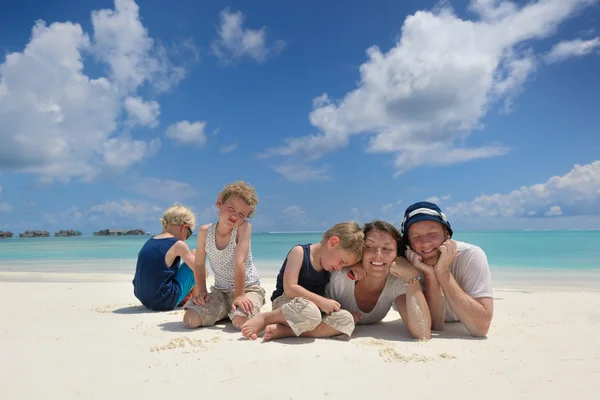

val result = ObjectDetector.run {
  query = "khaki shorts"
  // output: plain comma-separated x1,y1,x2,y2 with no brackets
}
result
183,284,266,327
272,294,355,340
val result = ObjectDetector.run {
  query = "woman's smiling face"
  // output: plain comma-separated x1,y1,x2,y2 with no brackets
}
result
362,229,398,278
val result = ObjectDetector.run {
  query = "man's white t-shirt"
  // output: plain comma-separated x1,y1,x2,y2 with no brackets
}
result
442,241,493,322
325,269,407,324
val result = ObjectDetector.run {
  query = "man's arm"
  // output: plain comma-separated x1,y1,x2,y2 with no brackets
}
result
436,272,493,336
435,242,494,337
283,246,328,307
233,222,251,299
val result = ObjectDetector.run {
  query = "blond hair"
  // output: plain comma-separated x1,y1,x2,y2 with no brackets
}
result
160,204,196,231
218,181,259,217
322,221,365,259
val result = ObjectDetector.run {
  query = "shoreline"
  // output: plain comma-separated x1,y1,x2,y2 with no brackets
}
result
1,267,600,292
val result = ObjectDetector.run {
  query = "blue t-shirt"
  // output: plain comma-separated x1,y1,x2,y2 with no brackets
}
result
271,243,330,302
133,237,182,311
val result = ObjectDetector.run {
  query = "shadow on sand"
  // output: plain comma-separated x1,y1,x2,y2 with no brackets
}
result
112,305,155,315
352,318,487,341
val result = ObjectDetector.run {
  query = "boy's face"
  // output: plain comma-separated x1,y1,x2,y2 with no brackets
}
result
407,220,449,266
217,195,253,228
321,237,359,271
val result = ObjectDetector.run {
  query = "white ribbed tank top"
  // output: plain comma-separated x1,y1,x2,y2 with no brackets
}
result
205,223,260,290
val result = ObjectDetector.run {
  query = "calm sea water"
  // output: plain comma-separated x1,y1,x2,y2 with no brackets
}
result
0,231,599,271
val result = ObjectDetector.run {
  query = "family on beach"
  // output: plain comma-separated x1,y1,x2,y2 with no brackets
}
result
132,181,494,341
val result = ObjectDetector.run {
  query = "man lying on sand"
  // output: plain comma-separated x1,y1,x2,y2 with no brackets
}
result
400,201,494,337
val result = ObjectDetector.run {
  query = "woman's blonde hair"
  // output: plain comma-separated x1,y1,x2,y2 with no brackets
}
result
218,181,259,217
322,221,365,259
160,204,196,231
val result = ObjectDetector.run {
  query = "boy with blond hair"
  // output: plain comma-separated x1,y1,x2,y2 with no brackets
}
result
183,181,266,331
241,222,365,341
133,203,202,311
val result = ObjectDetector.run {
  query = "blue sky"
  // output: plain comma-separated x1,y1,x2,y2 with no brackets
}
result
0,0,599,234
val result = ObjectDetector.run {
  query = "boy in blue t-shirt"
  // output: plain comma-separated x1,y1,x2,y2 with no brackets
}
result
133,204,206,311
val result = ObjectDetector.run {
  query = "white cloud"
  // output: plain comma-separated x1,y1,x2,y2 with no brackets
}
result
91,0,185,93
125,176,197,202
197,205,219,224
0,0,191,183
0,203,14,212
88,199,162,222
165,120,207,147
545,205,563,216
282,205,308,227
283,205,305,217
426,194,452,203
124,96,160,127
102,137,161,168
211,8,286,64
0,187,11,213
544,37,600,63
261,0,595,176
381,203,393,213
274,164,331,183
447,160,600,218
220,143,237,153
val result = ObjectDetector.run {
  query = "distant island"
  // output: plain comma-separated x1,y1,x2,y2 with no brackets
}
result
19,230,50,238
55,229,82,237
0,231,13,239
93,228,149,236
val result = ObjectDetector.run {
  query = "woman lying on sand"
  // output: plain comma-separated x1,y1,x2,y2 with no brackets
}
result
261,220,432,341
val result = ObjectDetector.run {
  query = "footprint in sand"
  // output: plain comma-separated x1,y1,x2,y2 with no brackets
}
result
357,338,457,363
91,304,121,313
151,336,205,353
91,303,144,314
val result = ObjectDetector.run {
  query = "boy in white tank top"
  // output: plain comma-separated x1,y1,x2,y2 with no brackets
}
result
182,181,266,331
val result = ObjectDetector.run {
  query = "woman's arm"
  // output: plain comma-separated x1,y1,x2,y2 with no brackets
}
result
395,282,431,340
390,257,431,340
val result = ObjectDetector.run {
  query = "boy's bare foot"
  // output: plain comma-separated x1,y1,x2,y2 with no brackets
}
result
263,324,292,341
231,315,248,330
241,314,266,340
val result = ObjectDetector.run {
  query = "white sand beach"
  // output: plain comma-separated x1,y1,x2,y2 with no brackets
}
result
1,270,599,400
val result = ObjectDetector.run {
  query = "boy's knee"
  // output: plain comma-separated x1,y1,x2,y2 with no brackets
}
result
183,309,203,329
282,298,322,333
335,309,354,325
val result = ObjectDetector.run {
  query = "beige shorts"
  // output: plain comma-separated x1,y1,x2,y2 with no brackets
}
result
272,294,355,340
183,284,266,327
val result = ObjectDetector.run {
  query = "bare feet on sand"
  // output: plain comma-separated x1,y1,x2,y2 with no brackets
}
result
263,324,287,342
241,314,266,340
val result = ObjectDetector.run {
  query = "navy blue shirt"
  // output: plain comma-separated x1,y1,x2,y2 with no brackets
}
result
271,243,330,302
133,237,182,311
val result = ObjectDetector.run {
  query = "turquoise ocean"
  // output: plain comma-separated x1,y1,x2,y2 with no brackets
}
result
0,230,598,274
